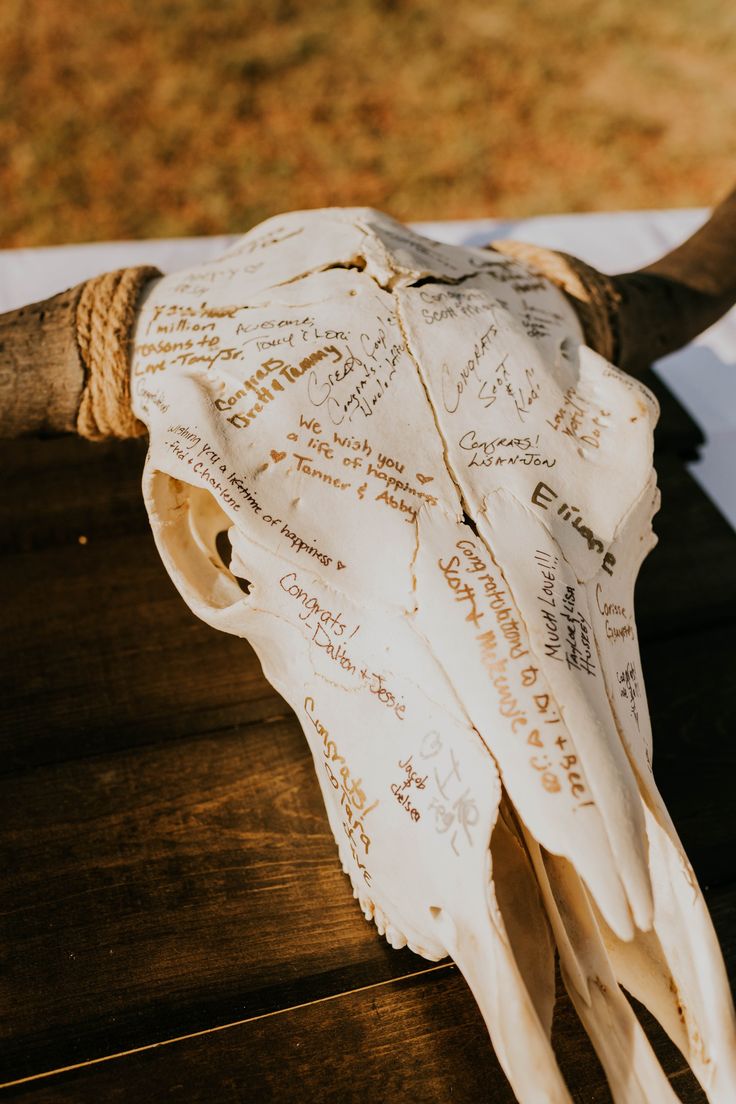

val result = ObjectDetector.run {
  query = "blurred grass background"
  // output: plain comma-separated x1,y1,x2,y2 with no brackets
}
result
1,0,735,246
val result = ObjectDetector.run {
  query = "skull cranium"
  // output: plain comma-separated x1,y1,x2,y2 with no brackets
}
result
128,208,736,1104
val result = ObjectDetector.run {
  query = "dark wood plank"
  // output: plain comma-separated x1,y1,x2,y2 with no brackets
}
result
0,609,734,1086
1,443,734,773
642,621,736,888
6,967,514,1104
637,453,736,641
6,881,734,1104
1,529,733,875
0,437,149,555
0,717,429,1083
0,532,286,772
0,386,733,1100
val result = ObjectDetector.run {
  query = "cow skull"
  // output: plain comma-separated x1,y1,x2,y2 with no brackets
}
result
90,208,735,1102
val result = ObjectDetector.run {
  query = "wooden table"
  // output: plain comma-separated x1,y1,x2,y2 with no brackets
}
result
1,370,734,1103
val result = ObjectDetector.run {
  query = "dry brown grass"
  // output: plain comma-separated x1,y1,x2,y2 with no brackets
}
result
1,0,735,246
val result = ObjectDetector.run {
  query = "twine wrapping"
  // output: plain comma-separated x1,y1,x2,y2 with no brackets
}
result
489,240,620,365
75,265,162,440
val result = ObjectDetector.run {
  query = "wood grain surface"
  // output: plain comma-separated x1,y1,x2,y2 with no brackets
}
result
1,384,734,1103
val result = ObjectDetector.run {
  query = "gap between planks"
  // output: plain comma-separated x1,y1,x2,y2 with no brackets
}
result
0,962,454,1091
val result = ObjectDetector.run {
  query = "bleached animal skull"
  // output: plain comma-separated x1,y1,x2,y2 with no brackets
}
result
128,209,735,1104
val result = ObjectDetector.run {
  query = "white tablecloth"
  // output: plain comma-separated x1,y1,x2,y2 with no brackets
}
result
2,209,734,529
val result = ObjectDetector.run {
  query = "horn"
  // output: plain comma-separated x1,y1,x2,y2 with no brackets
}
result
614,183,736,373
492,183,736,375
0,266,160,439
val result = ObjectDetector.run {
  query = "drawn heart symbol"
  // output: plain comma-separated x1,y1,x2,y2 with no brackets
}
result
271,450,286,463
416,473,433,484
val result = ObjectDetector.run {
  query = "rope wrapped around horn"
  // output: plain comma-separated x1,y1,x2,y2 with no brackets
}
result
0,265,160,439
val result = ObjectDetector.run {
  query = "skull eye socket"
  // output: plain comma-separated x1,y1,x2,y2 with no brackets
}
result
145,471,254,620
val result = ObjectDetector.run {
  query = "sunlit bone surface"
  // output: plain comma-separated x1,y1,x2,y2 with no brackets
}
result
130,209,736,1104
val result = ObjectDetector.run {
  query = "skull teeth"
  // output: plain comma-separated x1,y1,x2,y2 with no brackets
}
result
345,861,446,961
